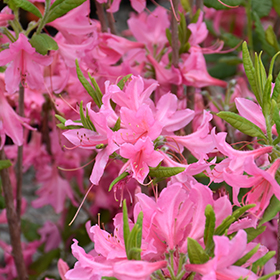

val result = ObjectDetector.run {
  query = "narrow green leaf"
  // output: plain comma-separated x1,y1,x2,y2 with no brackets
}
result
117,74,132,90
0,160,12,170
135,211,143,249
204,205,216,255
123,200,130,258
29,34,58,55
148,166,185,178
13,0,42,18
251,251,276,273
258,52,267,92
127,224,141,259
265,25,280,51
79,101,95,131
217,111,266,138
259,195,280,226
76,60,102,107
187,238,209,264
47,0,87,23
253,12,275,57
272,100,280,144
109,172,129,191
55,114,66,125
111,118,121,132
242,42,261,103
102,277,119,280
215,204,255,236
50,0,64,10
88,73,103,108
272,71,280,103
166,28,172,46
203,0,244,10
234,244,260,266
127,247,142,260
181,0,191,12
245,226,266,243
258,271,280,280
191,9,201,23
263,74,272,116
268,51,280,76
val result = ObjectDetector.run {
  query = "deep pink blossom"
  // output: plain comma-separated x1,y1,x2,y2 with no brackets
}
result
0,33,52,93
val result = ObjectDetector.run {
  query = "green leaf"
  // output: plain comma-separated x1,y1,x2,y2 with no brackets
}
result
215,204,255,236
148,166,185,178
50,0,64,10
187,237,209,264
135,211,143,249
47,0,87,23
203,0,244,10
272,100,280,144
245,226,266,243
252,0,272,18
29,34,58,55
55,114,66,125
109,172,129,191
217,111,266,138
265,25,280,51
123,200,130,258
79,101,96,131
76,60,103,108
262,74,272,115
258,271,280,280
272,71,280,103
204,205,216,255
29,249,60,276
0,160,12,170
111,118,121,132
259,195,280,226
13,0,42,18
21,219,41,241
272,0,280,15
253,12,275,57
102,277,119,280
268,51,280,76
117,74,132,90
166,28,172,46
251,251,276,273
242,41,260,103
88,73,103,108
181,0,191,12
234,244,260,266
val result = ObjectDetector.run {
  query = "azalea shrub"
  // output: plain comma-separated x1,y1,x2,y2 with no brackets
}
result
1,0,280,279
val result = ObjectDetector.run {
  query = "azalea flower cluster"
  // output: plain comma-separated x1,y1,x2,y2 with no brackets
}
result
0,0,280,279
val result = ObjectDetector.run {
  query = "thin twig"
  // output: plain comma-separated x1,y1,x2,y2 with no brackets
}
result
0,149,28,280
276,211,280,278
94,0,107,32
16,83,24,219
106,10,117,35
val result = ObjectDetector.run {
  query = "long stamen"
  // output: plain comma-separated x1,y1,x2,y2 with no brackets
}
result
69,184,94,226
216,0,239,8
58,157,95,172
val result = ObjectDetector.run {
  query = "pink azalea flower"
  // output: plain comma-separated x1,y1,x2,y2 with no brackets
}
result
188,12,208,46
224,157,280,217
185,230,259,280
114,104,163,145
235,97,277,135
119,137,164,184
38,221,61,252
0,6,14,26
0,33,52,94
0,89,34,149
166,110,214,159
179,46,227,88
127,7,169,52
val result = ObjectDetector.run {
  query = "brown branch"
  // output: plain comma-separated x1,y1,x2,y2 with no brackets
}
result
276,211,280,278
0,149,28,280
16,83,24,219
94,0,107,32
106,10,117,35
170,0,179,94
